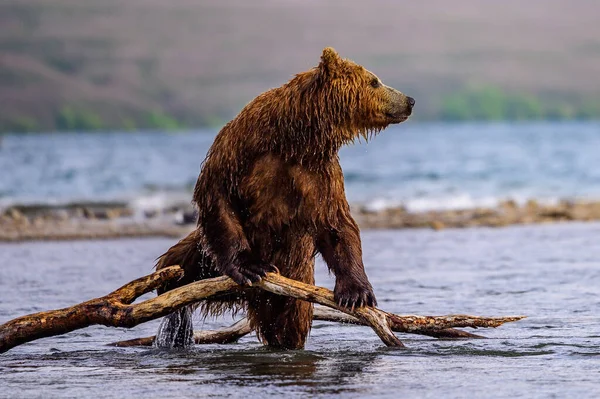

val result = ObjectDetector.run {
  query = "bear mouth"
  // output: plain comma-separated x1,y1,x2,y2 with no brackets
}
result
385,112,410,123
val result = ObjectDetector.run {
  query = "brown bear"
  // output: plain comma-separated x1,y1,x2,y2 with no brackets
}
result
155,47,414,349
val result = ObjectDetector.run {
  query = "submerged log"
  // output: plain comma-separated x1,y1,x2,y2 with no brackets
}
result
110,318,254,347
0,266,525,353
109,306,485,347
111,306,529,347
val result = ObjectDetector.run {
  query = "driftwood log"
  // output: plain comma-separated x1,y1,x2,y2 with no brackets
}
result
109,306,490,347
0,266,525,353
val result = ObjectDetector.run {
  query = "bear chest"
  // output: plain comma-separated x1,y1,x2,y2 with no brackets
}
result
241,157,343,232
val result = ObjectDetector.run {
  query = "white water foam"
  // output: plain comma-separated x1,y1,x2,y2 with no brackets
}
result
362,194,563,213
128,191,192,217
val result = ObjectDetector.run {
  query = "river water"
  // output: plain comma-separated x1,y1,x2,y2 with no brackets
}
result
1,223,599,398
1,122,600,212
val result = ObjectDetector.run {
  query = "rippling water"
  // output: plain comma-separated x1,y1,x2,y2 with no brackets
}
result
1,122,600,211
1,223,599,398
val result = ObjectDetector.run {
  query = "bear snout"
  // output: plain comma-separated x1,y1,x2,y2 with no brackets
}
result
407,96,415,108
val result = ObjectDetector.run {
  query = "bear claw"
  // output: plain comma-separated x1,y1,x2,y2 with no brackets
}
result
224,262,279,286
334,280,377,310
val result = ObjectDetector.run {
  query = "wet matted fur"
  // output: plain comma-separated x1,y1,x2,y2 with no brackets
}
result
156,47,414,349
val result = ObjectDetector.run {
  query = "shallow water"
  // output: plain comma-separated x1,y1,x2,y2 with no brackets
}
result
1,223,599,398
2,122,600,211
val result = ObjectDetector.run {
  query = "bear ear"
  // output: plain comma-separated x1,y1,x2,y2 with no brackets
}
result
319,47,342,75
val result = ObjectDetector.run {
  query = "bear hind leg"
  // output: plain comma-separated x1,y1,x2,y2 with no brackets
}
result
248,294,313,350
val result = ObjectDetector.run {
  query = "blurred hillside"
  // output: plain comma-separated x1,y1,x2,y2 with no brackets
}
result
1,0,600,132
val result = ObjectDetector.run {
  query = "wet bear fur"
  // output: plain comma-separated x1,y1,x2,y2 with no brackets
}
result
156,47,414,349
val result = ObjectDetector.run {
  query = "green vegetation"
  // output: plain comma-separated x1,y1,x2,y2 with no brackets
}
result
121,118,137,131
2,116,39,133
55,106,104,131
204,115,227,129
143,111,184,131
439,86,600,121
49,107,187,132
0,107,191,133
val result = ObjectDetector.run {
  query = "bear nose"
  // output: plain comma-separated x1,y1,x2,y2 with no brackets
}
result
407,96,415,108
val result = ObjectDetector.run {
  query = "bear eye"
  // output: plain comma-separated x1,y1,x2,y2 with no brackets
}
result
370,78,381,88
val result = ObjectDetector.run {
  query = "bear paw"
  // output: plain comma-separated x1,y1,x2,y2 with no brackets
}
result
334,278,377,310
223,261,279,286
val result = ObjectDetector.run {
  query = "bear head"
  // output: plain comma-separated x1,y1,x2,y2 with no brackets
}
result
315,47,414,140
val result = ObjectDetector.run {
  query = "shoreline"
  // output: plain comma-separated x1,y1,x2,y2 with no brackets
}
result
2,199,600,242
353,199,600,230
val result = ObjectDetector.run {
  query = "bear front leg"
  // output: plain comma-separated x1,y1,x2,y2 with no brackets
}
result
201,196,276,285
317,216,377,310
221,251,278,286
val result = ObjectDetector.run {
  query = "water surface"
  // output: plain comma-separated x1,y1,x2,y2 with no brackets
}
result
1,223,599,398
1,122,600,212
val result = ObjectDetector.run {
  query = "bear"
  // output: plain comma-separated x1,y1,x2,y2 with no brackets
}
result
155,47,414,349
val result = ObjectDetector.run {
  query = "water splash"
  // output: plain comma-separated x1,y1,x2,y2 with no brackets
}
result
154,307,194,349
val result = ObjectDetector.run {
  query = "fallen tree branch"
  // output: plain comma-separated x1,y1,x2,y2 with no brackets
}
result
0,266,239,354
0,266,184,354
111,303,530,347
312,307,488,339
0,266,525,353
254,273,525,346
260,272,405,346
111,318,254,347
109,306,487,347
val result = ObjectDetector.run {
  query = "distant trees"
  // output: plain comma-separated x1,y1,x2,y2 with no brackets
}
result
440,85,599,121
3,92,600,133
51,107,184,132
55,106,104,131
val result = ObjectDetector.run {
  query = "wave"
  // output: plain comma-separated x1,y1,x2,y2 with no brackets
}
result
0,190,193,217
360,194,564,213
0,189,585,217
